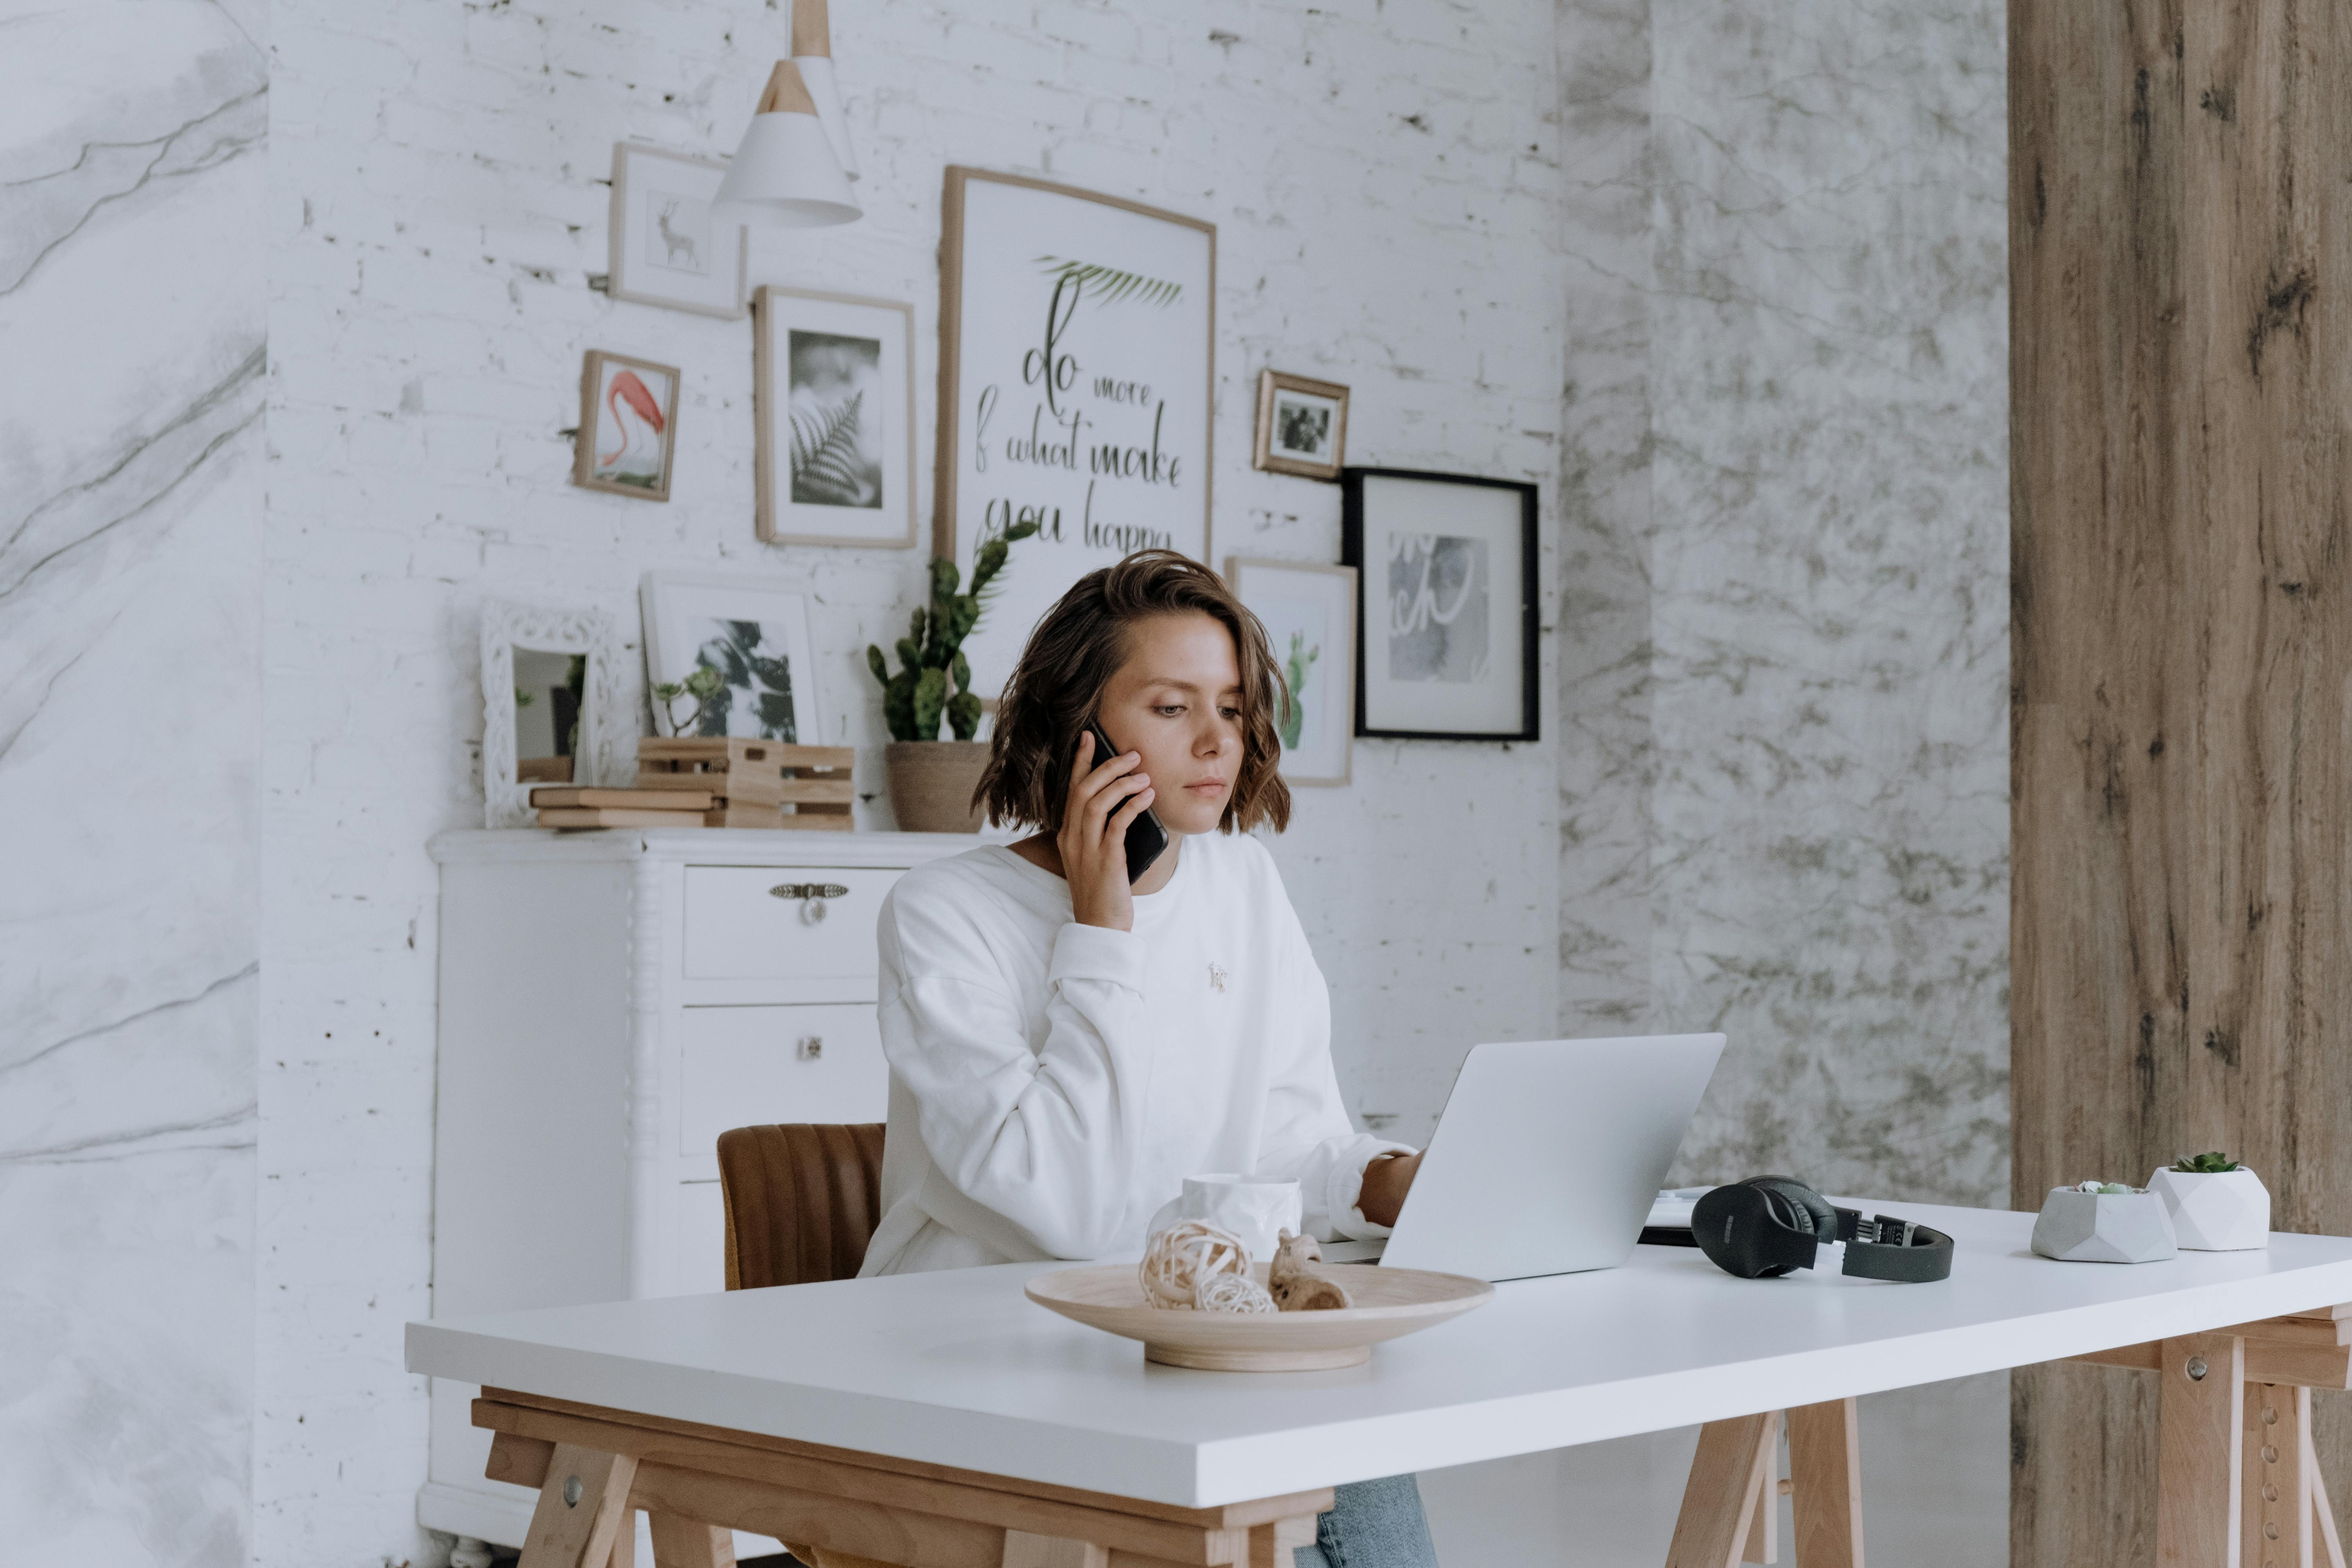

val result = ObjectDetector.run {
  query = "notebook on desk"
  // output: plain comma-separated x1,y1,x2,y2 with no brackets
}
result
1320,1034,1725,1281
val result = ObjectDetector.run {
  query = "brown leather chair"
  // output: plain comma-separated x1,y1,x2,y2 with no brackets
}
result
716,1123,887,1289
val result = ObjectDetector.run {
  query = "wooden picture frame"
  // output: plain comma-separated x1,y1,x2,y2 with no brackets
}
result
752,286,917,548
1341,467,1540,743
479,600,629,828
1253,370,1350,481
606,142,749,319
575,350,680,502
934,166,1216,697
1226,557,1357,786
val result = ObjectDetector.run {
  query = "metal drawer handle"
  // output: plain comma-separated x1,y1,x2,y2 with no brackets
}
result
797,1035,824,1060
771,882,849,900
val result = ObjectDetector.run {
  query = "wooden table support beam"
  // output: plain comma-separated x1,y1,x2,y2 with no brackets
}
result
1787,1398,1863,1568
482,1401,1323,1568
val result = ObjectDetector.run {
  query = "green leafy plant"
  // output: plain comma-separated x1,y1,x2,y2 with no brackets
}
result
2171,1151,2243,1174
1279,630,1319,749
866,522,1039,742
651,665,726,737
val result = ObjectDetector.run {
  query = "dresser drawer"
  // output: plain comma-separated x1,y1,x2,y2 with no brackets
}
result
681,866,900,992
677,1004,888,1175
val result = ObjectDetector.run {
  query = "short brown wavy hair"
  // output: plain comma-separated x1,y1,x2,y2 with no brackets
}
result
975,549,1293,835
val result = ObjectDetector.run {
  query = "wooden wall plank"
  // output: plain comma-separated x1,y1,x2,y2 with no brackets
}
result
2011,0,2352,1554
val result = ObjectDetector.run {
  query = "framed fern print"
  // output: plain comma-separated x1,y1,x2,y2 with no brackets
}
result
935,167,1215,697
752,286,917,547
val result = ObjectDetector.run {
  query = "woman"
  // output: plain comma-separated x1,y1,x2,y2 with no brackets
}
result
858,549,1438,1568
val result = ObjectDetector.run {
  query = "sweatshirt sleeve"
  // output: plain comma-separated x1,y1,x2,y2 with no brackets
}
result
1251,889,1413,1241
878,886,1156,1261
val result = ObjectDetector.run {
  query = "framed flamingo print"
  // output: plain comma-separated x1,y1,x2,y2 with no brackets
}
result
575,349,680,501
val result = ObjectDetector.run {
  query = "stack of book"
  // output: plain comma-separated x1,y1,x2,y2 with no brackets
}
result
529,786,713,829
636,737,856,830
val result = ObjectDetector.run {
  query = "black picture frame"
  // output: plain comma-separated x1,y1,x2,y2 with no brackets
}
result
1341,466,1540,742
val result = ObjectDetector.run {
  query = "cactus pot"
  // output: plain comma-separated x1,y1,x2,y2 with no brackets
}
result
884,742,990,833
2146,1166,2271,1251
2030,1188,2177,1264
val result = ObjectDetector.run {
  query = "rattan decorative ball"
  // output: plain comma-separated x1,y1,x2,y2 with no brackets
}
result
1140,1219,1250,1309
1195,1272,1278,1315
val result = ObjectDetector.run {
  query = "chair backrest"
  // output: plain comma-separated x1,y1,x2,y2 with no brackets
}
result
715,1123,887,1289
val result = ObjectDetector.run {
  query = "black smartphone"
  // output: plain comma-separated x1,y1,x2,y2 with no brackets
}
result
1083,722,1169,883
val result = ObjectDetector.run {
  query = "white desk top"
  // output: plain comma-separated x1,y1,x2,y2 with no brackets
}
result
406,1202,2352,1508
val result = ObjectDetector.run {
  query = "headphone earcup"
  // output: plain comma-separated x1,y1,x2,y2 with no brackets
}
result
1693,1185,1800,1278
1743,1175,1839,1241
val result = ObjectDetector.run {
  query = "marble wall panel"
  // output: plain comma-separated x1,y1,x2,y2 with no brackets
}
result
1644,0,2010,1206
0,3,266,1564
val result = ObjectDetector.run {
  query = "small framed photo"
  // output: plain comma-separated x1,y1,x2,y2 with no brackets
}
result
607,142,748,318
1341,467,1539,742
639,572,824,743
575,350,680,501
1253,369,1350,480
1226,557,1357,786
753,286,917,548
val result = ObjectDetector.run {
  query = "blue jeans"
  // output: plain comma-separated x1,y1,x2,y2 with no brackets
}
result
1294,1475,1439,1568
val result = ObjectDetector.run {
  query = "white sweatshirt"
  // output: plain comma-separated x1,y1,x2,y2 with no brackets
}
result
858,830,1409,1276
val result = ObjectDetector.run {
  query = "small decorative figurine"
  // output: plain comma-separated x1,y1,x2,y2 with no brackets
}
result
1141,1220,1250,1309
1268,1229,1353,1312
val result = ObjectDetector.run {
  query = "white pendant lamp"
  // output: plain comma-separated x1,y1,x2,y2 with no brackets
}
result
713,58,860,228
791,0,859,181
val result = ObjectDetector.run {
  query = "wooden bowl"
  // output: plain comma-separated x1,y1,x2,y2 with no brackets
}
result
1025,1262,1493,1371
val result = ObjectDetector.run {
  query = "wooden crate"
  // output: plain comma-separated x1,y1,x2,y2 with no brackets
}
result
638,738,855,829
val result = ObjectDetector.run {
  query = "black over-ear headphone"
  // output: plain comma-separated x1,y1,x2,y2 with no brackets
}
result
1691,1176,1954,1283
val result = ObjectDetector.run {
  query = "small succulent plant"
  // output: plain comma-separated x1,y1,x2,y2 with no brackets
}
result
2170,1152,2243,1174
2072,1180,2140,1194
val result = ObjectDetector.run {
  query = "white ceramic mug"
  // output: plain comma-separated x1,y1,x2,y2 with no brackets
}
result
1154,1174,1303,1262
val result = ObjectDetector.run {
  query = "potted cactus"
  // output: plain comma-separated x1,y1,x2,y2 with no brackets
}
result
2146,1152,2271,1251
866,521,1037,831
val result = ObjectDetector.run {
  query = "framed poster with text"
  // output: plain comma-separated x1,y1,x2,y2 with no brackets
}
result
935,167,1215,696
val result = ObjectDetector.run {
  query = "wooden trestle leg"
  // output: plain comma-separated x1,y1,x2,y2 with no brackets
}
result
1666,1398,1863,1568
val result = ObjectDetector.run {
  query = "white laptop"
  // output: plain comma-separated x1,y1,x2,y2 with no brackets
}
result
1325,1033,1725,1282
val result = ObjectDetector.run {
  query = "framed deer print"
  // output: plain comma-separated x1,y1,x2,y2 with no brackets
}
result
934,167,1215,697
752,286,917,547
607,143,749,319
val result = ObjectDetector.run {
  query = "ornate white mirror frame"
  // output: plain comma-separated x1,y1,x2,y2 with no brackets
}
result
479,599,631,828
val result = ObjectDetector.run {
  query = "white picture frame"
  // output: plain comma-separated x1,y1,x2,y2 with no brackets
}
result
1226,557,1356,787
753,285,917,548
935,167,1216,698
639,572,824,744
607,142,749,319
479,600,629,828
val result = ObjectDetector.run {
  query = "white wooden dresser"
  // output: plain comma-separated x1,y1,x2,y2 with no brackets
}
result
418,827,970,1553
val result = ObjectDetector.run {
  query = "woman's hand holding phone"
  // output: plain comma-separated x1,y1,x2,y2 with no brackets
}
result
1060,730,1156,932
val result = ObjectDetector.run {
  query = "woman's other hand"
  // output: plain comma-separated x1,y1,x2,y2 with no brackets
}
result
1357,1150,1423,1229
1060,730,1156,932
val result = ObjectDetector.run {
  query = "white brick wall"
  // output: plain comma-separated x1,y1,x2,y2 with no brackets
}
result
261,2,1563,1560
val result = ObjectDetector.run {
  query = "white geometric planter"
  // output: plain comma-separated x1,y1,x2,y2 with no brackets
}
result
2031,1188,2179,1264
2146,1167,2271,1251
